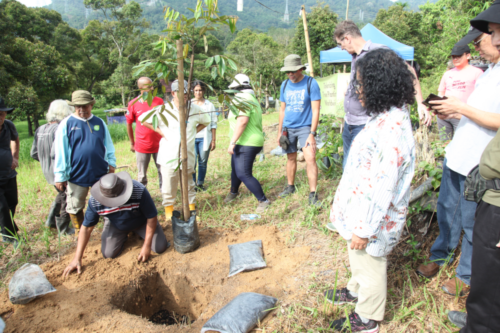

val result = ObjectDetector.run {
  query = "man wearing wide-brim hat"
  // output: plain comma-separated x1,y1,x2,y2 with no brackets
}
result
54,90,117,239
276,54,322,207
62,172,169,277
0,97,21,248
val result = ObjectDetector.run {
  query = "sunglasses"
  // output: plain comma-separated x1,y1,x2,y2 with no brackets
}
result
286,70,298,74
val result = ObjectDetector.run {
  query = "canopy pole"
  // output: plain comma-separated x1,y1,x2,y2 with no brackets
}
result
320,63,323,77
301,5,314,77
346,0,350,20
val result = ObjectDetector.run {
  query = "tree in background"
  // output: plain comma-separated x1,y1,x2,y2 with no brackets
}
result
291,3,338,76
84,0,150,107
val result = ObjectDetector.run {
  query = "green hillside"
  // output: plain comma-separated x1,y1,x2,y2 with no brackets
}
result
44,0,433,33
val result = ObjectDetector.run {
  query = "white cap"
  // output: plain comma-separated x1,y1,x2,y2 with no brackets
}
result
228,74,251,89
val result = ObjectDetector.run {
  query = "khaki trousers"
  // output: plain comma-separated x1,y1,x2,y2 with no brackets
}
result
346,240,387,321
136,152,162,189
66,182,90,215
160,166,195,207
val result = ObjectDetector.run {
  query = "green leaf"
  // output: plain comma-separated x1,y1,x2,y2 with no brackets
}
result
211,66,218,79
203,35,208,53
205,57,214,68
152,114,158,130
218,94,224,104
158,112,169,127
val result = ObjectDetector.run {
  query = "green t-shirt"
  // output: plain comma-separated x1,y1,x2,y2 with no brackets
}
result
228,93,264,147
479,127,500,207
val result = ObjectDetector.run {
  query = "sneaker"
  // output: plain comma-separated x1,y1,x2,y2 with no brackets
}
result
324,287,358,305
256,200,271,213
195,184,206,192
448,311,467,328
224,192,239,204
329,312,379,332
278,185,296,198
309,192,322,207
326,223,337,232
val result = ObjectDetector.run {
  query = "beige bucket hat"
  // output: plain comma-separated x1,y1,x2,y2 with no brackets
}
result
66,90,96,106
280,54,306,72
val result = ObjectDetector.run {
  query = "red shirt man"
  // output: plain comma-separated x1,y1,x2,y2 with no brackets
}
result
126,77,164,188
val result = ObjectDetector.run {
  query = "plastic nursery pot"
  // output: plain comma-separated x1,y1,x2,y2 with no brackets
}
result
171,210,200,254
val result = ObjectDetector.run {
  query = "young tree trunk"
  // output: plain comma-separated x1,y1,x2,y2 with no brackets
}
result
27,114,33,137
176,40,191,220
120,56,126,107
33,109,40,130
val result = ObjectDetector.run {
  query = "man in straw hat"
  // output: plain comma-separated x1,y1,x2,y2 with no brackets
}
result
62,172,169,277
277,54,322,207
140,80,210,221
417,7,500,299
54,90,117,239
0,97,20,248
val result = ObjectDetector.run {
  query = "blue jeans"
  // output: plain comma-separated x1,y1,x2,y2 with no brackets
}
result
192,138,210,185
430,159,477,285
342,121,365,169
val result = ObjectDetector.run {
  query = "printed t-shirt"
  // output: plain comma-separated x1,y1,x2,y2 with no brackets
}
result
279,75,321,129
438,66,484,103
0,120,18,181
126,96,164,154
83,180,157,231
228,93,264,147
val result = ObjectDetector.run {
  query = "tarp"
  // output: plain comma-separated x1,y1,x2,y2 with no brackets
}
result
316,73,350,117
320,23,414,63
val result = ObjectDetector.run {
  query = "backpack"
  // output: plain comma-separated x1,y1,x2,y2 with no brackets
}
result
464,164,500,203
281,77,313,98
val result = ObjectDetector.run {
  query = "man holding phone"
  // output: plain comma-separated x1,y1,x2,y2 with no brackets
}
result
437,43,483,140
417,26,500,296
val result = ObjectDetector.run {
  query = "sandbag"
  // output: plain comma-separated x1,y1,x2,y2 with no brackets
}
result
201,292,277,333
9,263,56,305
228,240,266,277
172,210,200,254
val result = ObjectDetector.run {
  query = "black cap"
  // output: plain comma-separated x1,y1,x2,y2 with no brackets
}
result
471,0,500,33
456,26,483,46
0,98,15,113
451,44,471,56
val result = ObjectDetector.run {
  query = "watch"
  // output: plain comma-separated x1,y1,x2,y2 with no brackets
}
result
230,142,236,145
310,131,317,137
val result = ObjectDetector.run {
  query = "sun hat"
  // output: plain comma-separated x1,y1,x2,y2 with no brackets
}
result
0,98,15,113
280,54,306,72
228,74,251,89
90,172,133,207
451,44,471,56
171,80,188,93
456,26,484,46
66,90,96,106
470,0,500,34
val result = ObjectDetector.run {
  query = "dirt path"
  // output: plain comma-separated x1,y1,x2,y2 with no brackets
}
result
0,225,311,332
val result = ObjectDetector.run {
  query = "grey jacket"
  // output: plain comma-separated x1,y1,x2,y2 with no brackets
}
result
31,123,59,185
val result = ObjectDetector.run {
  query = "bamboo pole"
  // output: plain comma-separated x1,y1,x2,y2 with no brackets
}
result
301,5,314,78
176,39,191,220
346,0,349,20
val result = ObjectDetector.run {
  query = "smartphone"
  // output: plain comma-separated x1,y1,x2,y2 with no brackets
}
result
423,94,448,112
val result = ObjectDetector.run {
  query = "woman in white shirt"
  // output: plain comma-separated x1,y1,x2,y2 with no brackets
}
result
325,48,416,333
191,81,217,191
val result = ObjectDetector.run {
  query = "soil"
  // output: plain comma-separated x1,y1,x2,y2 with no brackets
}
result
0,225,311,332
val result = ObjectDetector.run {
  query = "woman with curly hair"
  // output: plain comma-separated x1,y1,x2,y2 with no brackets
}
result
324,48,416,332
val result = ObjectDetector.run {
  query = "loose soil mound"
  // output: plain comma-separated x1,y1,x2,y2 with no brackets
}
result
0,225,310,332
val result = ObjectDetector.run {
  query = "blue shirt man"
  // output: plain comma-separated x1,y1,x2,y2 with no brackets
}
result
277,54,322,206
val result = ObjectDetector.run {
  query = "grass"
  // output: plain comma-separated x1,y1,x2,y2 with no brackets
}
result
3,110,464,332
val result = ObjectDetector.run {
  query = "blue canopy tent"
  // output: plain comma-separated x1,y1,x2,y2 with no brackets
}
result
319,23,414,76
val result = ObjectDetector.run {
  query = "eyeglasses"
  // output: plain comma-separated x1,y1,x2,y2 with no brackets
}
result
473,35,487,47
354,82,363,95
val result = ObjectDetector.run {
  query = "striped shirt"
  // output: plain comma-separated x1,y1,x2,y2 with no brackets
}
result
83,181,157,231
330,106,415,257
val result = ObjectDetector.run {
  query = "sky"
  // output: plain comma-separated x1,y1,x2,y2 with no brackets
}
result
17,0,52,7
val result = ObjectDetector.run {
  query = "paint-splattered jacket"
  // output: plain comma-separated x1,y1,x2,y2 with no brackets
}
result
330,106,415,257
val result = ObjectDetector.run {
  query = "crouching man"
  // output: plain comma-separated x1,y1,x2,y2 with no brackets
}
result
62,172,169,277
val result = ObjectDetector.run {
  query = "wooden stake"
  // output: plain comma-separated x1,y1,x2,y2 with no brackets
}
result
301,5,314,78
176,39,191,220
346,0,349,20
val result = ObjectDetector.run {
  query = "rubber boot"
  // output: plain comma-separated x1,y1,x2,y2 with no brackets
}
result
45,201,60,229
189,203,196,217
55,216,75,235
165,205,174,221
70,211,84,239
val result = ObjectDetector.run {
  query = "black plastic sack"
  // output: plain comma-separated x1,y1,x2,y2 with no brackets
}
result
201,292,277,333
9,263,56,305
171,210,200,254
228,240,266,277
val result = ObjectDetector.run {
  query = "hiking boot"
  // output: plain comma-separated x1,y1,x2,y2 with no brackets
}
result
224,192,239,204
442,278,469,296
329,312,379,332
278,185,296,198
416,261,440,278
324,287,358,305
309,192,322,207
3,236,20,249
326,223,337,232
448,311,467,328
195,184,206,192
256,200,271,213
